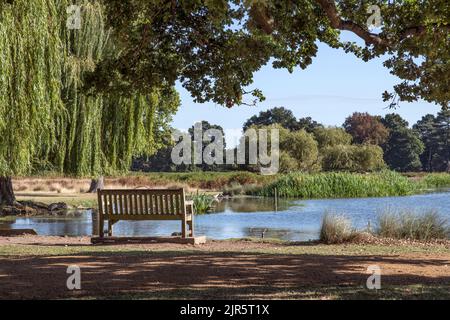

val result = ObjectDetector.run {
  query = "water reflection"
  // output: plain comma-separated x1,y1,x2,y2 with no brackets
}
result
212,197,290,213
2,190,450,241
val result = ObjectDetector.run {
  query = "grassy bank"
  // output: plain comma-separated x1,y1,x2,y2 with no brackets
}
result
11,171,450,208
255,171,450,199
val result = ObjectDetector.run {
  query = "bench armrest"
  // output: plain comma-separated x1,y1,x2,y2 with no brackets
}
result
185,200,194,214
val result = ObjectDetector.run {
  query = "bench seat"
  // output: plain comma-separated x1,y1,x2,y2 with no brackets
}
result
97,189,194,238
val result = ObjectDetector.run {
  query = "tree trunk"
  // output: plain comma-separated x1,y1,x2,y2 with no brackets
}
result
87,176,104,193
0,176,16,206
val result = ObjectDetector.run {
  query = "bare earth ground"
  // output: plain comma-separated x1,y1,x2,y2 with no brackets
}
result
0,236,449,300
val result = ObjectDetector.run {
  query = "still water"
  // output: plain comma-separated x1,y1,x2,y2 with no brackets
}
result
2,191,449,241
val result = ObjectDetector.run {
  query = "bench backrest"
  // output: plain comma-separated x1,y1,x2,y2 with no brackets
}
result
98,189,186,216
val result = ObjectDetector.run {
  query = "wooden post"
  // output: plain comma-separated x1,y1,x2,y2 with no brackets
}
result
181,217,187,239
97,191,104,238
190,213,194,237
274,187,278,212
108,220,113,236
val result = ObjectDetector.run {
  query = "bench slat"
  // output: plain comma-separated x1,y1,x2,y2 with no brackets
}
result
124,194,129,215
118,194,123,215
149,194,154,214
165,194,170,215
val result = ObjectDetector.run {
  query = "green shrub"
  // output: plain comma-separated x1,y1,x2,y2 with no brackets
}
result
191,193,215,214
279,151,300,173
320,213,354,244
321,144,385,172
376,209,449,240
313,127,352,150
281,129,321,172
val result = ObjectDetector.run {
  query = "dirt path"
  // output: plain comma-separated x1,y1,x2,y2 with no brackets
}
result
0,236,449,299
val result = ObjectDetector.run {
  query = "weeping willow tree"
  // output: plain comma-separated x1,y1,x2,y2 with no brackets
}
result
0,0,179,205
53,0,179,192
0,0,65,204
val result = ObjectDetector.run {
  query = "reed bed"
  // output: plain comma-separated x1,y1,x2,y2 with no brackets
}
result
191,193,215,214
255,171,416,198
418,173,450,189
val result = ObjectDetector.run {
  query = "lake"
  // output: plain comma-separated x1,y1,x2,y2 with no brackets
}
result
1,190,449,241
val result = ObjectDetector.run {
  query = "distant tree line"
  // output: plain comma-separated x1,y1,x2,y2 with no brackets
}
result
132,107,450,173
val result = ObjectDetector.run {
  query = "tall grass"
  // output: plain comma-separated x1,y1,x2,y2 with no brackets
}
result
376,209,449,241
319,213,355,244
255,171,416,198
419,173,450,189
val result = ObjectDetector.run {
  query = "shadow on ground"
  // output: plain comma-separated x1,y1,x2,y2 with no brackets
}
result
0,249,449,299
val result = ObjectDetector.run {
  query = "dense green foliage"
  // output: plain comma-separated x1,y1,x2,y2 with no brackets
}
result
134,107,449,174
0,0,179,179
191,193,215,214
55,1,179,177
313,127,352,150
418,173,450,189
382,128,424,171
90,1,450,108
279,128,320,172
414,110,450,172
321,144,385,172
242,107,324,133
243,107,300,131
381,114,424,172
0,0,65,176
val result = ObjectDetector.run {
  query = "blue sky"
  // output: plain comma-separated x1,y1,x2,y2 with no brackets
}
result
171,32,441,146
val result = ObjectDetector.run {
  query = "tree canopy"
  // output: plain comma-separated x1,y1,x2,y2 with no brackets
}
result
381,114,424,172
243,107,300,131
0,0,179,178
343,112,389,145
88,0,449,109
313,127,352,150
414,110,450,172
0,0,179,204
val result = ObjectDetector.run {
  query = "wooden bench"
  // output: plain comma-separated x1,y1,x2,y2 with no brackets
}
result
97,189,194,238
